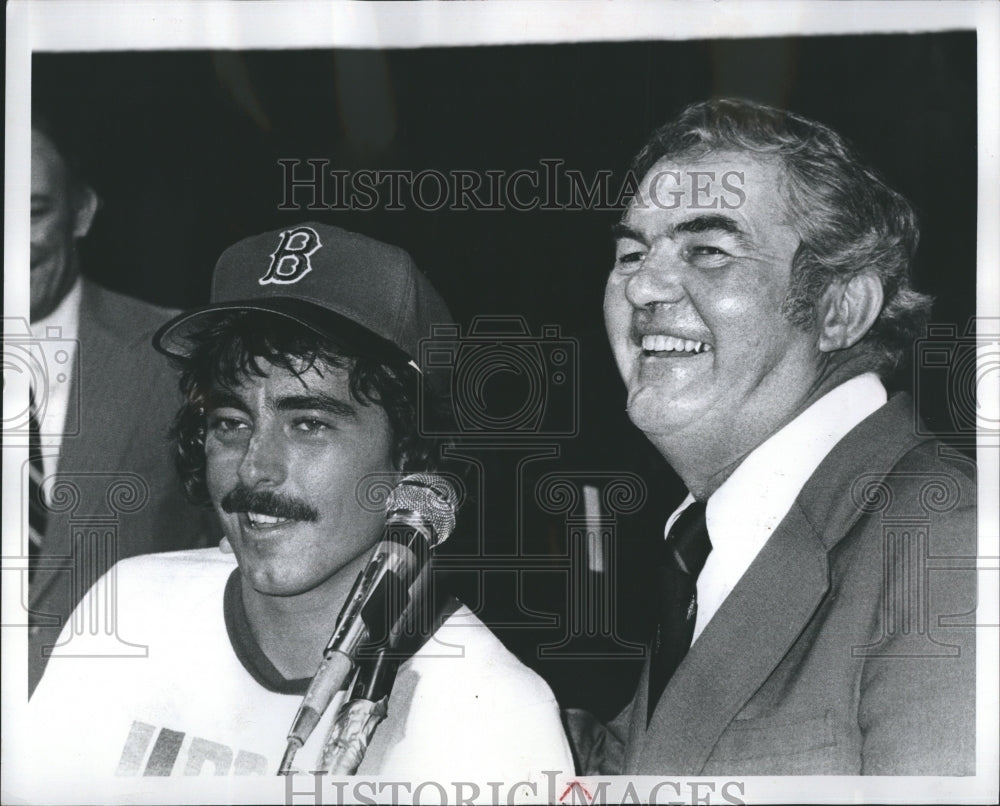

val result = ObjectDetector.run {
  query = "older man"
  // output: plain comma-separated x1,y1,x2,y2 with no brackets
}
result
26,223,572,793
571,99,976,775
27,114,211,694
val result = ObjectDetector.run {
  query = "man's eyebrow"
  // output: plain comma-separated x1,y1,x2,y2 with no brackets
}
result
612,216,751,246
672,214,748,240
275,393,357,418
203,389,247,411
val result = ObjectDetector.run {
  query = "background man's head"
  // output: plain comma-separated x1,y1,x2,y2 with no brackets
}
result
154,223,451,597
605,99,931,477
31,112,99,320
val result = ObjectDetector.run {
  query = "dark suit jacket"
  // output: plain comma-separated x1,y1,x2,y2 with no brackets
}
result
569,393,976,775
28,280,215,693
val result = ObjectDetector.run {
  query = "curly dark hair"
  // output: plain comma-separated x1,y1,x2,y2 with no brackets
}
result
169,310,443,506
629,98,933,378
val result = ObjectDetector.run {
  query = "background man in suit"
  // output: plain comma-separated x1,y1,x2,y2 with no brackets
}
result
568,98,976,775
27,114,212,694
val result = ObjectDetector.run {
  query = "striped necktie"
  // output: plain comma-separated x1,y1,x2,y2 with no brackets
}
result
647,501,712,723
28,388,47,577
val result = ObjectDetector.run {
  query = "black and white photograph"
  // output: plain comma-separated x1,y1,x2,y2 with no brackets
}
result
3,2,998,804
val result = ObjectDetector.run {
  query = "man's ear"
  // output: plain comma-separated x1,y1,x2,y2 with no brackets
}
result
72,185,99,239
815,271,884,353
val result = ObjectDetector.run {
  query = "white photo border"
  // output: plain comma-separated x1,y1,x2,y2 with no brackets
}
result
4,2,998,804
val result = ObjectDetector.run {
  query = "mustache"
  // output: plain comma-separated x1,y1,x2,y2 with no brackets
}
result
220,486,319,522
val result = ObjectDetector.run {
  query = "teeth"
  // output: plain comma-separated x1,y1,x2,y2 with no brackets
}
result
640,335,711,354
247,512,288,526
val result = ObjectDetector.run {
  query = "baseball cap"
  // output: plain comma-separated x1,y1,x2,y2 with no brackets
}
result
153,222,452,372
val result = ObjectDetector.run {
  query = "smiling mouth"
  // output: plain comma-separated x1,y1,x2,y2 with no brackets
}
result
241,512,295,530
639,334,713,356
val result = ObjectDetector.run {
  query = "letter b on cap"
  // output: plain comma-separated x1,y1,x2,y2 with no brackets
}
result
259,226,322,285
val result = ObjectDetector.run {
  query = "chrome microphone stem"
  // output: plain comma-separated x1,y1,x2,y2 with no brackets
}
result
285,651,355,746
326,554,389,653
276,474,458,775
280,614,368,774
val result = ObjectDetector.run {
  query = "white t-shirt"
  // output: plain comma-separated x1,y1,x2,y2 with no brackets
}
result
25,548,573,800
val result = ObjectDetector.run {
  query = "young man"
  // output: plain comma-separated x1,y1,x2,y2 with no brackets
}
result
25,223,572,792
569,99,976,775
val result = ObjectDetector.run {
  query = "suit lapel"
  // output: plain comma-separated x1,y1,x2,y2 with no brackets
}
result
630,505,829,773
57,280,146,482
30,282,148,609
627,393,930,774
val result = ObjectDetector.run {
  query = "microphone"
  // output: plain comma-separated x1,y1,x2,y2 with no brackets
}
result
279,473,458,773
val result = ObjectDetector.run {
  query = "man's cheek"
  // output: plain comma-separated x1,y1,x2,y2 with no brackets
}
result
603,299,631,350
204,463,223,502
204,441,229,482
205,461,236,518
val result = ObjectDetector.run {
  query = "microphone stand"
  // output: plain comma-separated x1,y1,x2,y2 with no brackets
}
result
277,473,457,775
318,650,401,775
277,560,430,775
316,562,431,774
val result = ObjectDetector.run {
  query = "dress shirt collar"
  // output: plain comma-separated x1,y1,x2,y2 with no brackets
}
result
30,275,83,344
29,277,83,468
664,372,888,641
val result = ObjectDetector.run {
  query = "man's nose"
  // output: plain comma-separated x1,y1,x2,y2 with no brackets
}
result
237,425,288,488
624,245,686,308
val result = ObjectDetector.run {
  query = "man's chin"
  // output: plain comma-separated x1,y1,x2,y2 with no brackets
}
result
241,567,318,598
624,388,705,440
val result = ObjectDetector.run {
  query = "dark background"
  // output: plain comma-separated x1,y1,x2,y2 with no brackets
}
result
32,32,978,718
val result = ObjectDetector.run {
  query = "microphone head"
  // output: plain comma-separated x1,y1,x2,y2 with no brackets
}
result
386,474,458,547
